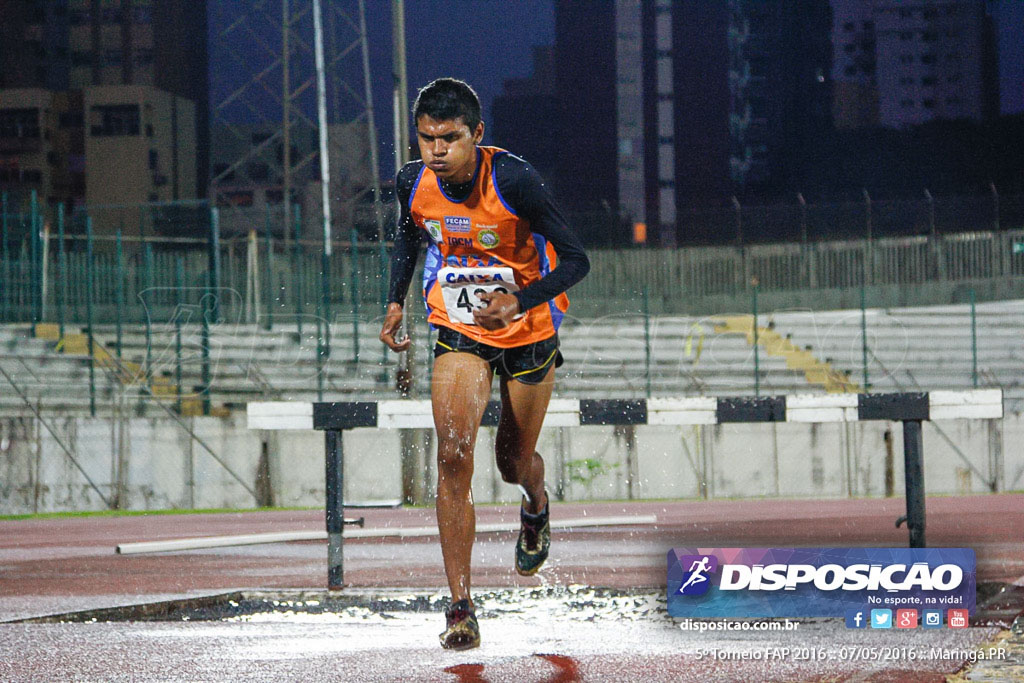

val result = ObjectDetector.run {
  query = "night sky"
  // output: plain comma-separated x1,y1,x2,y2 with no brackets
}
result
211,0,1021,180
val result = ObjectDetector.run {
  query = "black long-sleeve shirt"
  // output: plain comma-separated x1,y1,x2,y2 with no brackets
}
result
386,152,590,313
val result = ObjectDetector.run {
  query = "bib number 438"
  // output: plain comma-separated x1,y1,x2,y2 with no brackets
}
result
439,266,521,325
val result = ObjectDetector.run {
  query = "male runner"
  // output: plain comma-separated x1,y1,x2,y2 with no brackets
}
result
379,78,589,650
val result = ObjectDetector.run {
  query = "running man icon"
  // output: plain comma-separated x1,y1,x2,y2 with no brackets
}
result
678,556,713,594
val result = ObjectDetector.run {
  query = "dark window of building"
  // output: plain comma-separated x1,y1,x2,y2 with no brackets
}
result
23,169,43,183
946,96,962,105
134,48,154,65
900,76,915,85
148,193,159,202
105,49,122,66
102,8,123,23
947,73,962,83
148,149,158,170
921,76,937,86
863,20,874,31
922,32,937,42
923,99,936,109
145,123,154,137
900,99,914,108
133,7,152,24
844,43,856,54
59,111,84,128
899,54,914,64
900,31,913,41
946,53,961,62
71,51,91,66
0,109,41,138
920,54,937,65
265,189,284,205
843,21,855,32
89,104,140,136
69,10,90,25
844,65,858,76
900,8,913,18
922,8,938,19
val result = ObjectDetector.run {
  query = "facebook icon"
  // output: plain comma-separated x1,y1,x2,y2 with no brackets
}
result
845,609,867,629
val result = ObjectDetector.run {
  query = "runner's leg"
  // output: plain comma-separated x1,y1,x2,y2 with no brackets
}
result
432,351,492,606
494,365,555,514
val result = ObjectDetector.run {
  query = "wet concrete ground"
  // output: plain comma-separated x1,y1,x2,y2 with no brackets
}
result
1,495,1023,681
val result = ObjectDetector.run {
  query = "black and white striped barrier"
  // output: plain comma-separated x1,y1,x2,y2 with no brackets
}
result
248,389,1002,588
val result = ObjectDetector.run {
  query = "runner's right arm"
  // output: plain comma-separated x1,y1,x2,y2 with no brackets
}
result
387,161,426,308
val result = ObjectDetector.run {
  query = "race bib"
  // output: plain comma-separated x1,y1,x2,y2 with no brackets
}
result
438,266,521,325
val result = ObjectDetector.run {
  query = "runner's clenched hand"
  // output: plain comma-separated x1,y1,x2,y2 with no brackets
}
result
379,302,411,352
473,291,520,330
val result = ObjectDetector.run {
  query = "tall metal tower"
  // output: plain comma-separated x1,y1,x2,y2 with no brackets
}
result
210,0,384,242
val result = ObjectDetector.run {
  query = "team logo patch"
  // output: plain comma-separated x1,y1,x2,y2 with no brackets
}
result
444,216,471,233
477,229,500,249
424,219,442,243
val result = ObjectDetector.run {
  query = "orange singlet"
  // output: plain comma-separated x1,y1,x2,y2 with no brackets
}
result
410,146,569,348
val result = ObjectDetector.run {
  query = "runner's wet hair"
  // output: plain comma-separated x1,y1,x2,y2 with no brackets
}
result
413,78,482,131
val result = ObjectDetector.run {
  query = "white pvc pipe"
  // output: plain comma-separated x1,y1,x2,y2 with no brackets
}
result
115,515,659,555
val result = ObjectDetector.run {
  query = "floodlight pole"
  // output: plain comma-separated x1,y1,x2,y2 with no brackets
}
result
312,0,333,359
393,0,412,395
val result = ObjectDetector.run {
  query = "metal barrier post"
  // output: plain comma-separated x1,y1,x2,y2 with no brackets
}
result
642,284,652,398
970,288,978,388
86,216,96,417
379,239,388,367
115,230,124,357
316,294,325,401
30,190,40,323
264,209,273,331
861,284,869,390
325,428,345,589
902,419,926,547
752,283,760,397
208,207,221,323
349,229,359,363
201,289,211,416
57,204,66,339
142,244,154,382
1,191,7,322
175,256,184,415
293,204,302,338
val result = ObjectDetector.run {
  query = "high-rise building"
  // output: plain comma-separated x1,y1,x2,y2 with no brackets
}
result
491,46,559,182
553,0,832,246
0,0,209,199
832,0,999,129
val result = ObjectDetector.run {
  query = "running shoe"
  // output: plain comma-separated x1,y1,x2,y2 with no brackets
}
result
439,599,480,650
515,493,550,576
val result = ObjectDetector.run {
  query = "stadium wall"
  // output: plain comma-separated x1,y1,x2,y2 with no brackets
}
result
0,412,1016,515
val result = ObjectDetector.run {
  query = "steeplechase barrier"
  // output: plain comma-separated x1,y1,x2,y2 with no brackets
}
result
247,389,1003,589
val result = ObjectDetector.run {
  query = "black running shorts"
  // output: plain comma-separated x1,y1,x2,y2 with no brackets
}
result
433,326,563,385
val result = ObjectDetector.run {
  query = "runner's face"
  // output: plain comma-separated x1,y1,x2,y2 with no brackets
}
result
416,115,483,184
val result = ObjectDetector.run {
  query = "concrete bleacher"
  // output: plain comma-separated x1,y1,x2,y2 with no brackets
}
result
766,300,1024,408
1,298,1021,416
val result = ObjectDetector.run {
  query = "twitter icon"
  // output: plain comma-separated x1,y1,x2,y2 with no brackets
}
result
870,609,892,629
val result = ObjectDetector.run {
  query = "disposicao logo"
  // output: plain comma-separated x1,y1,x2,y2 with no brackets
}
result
675,555,718,596
667,548,975,618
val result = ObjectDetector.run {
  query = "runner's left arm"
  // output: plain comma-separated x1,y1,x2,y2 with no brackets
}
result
495,155,590,313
